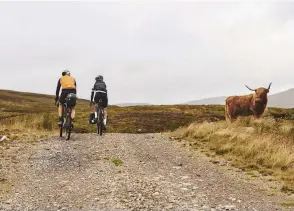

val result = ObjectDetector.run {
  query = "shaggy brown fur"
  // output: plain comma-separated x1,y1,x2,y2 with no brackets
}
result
225,83,272,122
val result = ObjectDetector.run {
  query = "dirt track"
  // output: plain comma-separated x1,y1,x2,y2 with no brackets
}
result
0,133,293,211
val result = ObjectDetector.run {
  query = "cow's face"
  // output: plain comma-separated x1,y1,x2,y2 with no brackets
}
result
255,88,269,100
245,83,272,102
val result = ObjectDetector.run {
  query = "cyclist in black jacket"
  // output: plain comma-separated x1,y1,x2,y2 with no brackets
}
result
90,75,108,127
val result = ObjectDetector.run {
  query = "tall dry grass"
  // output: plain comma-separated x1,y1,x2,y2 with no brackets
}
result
172,117,294,193
0,113,56,141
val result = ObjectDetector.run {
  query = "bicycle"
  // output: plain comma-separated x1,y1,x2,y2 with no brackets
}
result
58,93,76,140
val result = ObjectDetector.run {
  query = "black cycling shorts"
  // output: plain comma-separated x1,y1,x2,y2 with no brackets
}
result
94,92,108,108
59,89,76,104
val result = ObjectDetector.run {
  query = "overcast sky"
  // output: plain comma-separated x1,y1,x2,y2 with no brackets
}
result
0,1,293,104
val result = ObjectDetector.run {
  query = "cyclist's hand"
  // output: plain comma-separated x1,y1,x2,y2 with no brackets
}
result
55,98,59,107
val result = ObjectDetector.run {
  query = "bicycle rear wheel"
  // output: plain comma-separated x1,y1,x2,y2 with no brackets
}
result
59,126,63,137
97,108,103,136
59,106,65,137
65,109,72,140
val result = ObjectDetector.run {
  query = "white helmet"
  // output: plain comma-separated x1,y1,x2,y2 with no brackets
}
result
62,69,70,76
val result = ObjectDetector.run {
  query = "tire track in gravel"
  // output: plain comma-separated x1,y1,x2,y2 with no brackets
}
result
0,133,293,211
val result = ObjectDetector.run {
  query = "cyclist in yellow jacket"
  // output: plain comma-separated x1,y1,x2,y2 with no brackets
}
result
55,70,77,126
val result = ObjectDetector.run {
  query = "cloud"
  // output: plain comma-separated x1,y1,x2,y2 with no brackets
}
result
0,1,293,104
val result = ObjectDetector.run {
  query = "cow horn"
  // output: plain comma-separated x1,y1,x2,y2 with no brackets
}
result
245,85,256,92
267,82,272,90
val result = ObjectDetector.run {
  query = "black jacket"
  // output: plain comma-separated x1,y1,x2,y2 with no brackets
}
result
90,79,107,102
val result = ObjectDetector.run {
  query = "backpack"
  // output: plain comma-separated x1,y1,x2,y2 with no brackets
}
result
65,93,77,107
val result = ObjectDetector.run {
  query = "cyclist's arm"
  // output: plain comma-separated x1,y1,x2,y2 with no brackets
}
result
90,88,94,102
74,79,77,94
55,79,61,100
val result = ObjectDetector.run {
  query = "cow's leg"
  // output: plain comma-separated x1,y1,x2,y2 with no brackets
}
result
253,114,261,120
225,113,231,122
226,115,233,123
226,117,231,123
225,103,232,123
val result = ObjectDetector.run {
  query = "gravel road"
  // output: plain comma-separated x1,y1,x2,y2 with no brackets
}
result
0,133,293,211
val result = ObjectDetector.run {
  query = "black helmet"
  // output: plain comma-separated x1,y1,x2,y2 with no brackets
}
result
95,75,103,81
62,69,70,76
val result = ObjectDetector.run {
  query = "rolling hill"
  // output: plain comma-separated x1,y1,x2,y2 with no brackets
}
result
268,88,294,108
1,88,294,140
185,88,294,108
0,89,226,136
116,103,152,107
185,96,226,106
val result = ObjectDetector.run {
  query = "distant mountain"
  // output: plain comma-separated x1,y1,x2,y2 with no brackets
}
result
186,96,226,105
116,103,152,107
268,88,294,108
185,88,294,108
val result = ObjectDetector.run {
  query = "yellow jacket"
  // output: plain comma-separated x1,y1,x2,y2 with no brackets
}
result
56,75,77,99
60,75,76,89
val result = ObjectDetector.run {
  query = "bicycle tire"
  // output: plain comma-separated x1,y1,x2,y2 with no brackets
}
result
59,126,63,137
99,114,103,136
97,107,103,136
59,106,65,137
65,108,72,140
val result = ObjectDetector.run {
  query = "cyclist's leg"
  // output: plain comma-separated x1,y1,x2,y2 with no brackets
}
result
71,107,75,128
103,93,108,125
58,92,65,125
58,90,67,125
69,89,77,121
103,107,107,125
92,102,98,119
58,103,63,125
70,107,75,128
71,107,75,120
93,92,101,119
72,89,77,120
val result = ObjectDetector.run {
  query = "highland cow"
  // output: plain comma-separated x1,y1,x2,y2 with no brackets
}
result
225,83,272,122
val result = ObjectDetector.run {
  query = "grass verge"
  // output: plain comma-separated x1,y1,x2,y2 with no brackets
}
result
171,117,294,193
